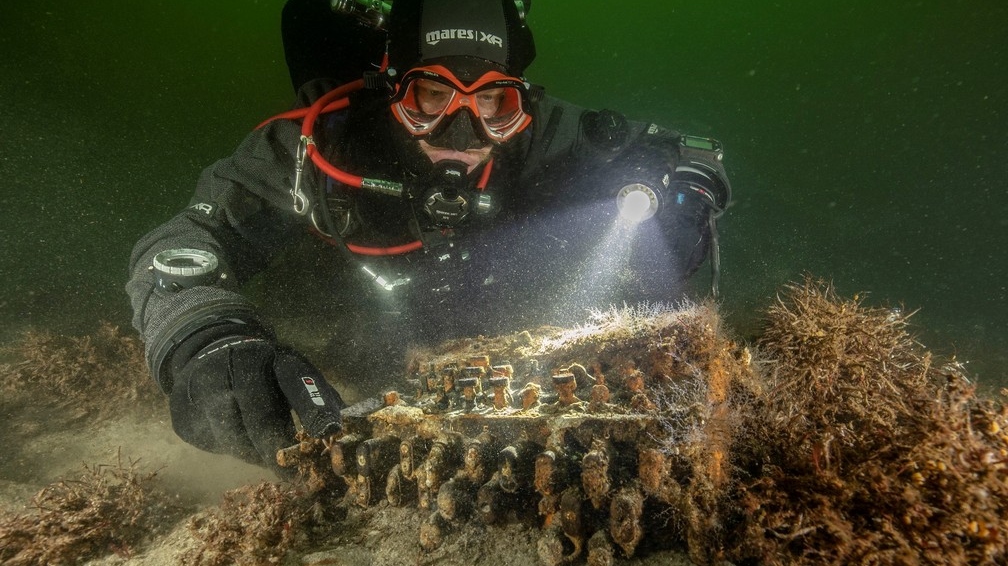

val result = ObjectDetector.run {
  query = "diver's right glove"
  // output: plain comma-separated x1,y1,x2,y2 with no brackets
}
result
162,325,344,471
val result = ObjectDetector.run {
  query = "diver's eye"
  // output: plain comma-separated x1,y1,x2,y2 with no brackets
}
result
414,79,455,115
475,88,505,117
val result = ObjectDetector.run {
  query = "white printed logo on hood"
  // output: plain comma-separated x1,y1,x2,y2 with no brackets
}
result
426,29,504,48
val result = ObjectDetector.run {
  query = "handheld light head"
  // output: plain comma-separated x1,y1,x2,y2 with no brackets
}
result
616,181,663,224
611,134,730,225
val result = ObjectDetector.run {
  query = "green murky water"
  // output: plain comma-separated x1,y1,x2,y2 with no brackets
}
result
1,0,1005,384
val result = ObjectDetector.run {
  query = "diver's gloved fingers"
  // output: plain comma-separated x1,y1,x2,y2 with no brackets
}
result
166,335,341,470
228,343,300,468
272,347,345,438
169,345,262,465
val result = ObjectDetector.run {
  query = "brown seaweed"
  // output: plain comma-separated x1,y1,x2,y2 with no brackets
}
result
718,276,1008,565
0,321,161,422
0,454,178,565
181,478,344,566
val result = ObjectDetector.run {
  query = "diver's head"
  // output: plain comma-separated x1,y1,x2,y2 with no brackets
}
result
387,0,536,170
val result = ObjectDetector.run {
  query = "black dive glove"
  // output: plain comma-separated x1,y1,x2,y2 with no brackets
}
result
165,330,344,470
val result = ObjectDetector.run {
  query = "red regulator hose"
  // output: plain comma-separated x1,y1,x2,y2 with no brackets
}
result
300,79,365,188
256,79,367,189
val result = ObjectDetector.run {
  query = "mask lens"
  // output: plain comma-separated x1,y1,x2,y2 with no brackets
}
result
477,86,528,140
395,78,456,135
411,79,455,117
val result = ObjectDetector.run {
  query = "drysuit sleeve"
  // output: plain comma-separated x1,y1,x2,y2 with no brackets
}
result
125,101,316,385
124,81,351,469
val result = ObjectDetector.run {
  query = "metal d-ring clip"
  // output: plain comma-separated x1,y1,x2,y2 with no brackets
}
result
291,135,312,215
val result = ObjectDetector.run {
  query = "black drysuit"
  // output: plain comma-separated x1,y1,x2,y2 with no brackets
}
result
125,72,725,470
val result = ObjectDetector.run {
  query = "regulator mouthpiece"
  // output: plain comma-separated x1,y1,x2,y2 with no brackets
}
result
421,160,492,228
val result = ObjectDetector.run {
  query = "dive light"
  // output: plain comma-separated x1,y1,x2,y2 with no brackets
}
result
615,134,729,224
616,179,664,223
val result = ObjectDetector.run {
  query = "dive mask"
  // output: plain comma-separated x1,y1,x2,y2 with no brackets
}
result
391,64,532,144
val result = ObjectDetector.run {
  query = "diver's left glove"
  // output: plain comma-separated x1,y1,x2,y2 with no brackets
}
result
153,311,344,471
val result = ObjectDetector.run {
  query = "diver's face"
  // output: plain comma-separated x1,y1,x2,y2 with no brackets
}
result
392,65,531,172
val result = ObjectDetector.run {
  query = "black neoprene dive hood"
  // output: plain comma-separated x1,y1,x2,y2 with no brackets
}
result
375,0,539,228
387,0,537,80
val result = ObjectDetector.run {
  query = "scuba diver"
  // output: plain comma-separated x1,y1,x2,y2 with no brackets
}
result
125,0,731,472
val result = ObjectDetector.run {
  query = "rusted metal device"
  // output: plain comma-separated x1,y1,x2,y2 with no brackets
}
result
278,304,746,563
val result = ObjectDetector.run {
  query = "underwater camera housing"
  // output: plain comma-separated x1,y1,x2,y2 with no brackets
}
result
616,134,731,224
